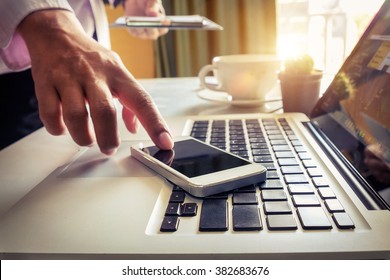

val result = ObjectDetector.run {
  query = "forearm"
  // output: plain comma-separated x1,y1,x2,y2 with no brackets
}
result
17,9,86,59
0,0,72,48
0,0,73,73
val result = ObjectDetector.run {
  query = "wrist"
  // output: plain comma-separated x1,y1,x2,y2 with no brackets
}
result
18,9,84,51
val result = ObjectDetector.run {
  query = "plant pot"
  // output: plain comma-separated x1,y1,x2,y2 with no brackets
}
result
278,70,323,116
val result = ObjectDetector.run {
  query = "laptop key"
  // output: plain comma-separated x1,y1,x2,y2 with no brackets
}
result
288,135,299,141
230,135,245,141
252,148,271,156
169,191,186,203
181,203,198,217
199,199,228,231
324,199,345,212
284,130,295,136
211,132,225,138
263,201,292,214
191,132,207,139
302,159,317,168
270,140,288,146
249,138,266,144
212,120,225,127
278,158,299,166
294,146,307,153
266,171,280,180
205,192,229,199
268,135,285,140
298,152,311,160
307,167,323,177
211,138,226,143
284,174,309,184
212,143,226,150
231,151,249,158
266,214,297,230
292,195,321,207
250,143,269,149
230,145,248,151
193,121,209,127
297,207,332,230
275,151,295,158
261,190,287,201
332,212,355,229
160,216,180,232
281,166,304,174
258,179,284,189
290,140,302,146
165,203,181,216
272,145,291,152
234,184,257,193
232,192,258,204
312,177,329,188
253,155,273,163
248,132,264,138
266,130,282,135
233,205,262,231
261,163,277,171
191,127,208,132
318,187,336,199
288,184,315,194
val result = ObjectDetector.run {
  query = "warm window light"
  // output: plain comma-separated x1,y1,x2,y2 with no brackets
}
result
277,0,385,74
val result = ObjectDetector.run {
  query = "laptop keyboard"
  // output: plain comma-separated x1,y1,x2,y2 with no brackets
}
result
160,117,355,232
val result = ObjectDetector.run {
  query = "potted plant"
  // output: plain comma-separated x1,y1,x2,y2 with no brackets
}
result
278,54,323,116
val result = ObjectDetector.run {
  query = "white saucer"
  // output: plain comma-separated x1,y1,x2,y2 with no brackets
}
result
197,88,282,108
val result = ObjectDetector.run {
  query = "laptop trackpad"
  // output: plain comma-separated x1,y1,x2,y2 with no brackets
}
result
59,141,155,178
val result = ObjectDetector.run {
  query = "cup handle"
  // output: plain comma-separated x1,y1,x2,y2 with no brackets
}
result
198,64,222,91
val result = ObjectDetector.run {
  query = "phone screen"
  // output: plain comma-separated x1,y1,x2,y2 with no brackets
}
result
146,139,250,178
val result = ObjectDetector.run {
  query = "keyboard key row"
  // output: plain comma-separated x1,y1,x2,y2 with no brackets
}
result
160,118,356,232
161,184,355,232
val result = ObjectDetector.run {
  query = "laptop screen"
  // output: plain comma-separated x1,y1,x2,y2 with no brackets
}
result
311,1,390,208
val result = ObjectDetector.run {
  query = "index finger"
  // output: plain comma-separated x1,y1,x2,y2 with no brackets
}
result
115,77,174,150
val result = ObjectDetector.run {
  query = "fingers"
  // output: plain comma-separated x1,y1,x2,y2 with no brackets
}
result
19,9,125,155
34,84,67,136
59,84,95,147
115,79,174,150
122,107,139,134
126,28,161,40
145,0,164,17
124,0,168,40
35,78,119,155
144,0,168,38
85,81,120,155
36,71,172,154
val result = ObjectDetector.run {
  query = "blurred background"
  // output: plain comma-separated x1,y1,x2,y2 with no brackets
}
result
106,0,385,78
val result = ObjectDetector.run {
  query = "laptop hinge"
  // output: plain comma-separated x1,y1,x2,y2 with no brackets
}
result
303,121,389,211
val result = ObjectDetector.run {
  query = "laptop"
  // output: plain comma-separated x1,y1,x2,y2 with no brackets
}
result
1,2,390,259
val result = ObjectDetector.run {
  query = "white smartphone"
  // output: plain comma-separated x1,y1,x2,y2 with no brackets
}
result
130,137,267,197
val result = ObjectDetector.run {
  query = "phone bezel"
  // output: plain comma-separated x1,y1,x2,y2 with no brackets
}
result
130,137,267,197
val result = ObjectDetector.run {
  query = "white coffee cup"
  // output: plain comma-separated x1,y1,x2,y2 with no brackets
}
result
198,54,281,100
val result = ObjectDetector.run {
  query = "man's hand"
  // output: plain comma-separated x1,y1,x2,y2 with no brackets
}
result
124,0,169,39
18,9,173,155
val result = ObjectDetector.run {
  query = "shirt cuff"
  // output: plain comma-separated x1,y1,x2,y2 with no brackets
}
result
0,0,74,73
0,0,73,48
